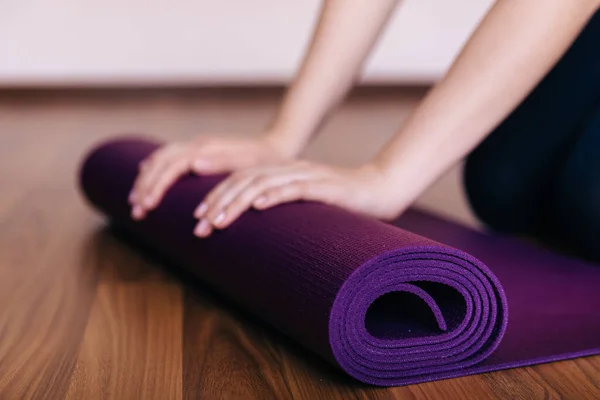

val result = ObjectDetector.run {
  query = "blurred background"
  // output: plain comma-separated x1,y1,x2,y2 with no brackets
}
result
0,0,491,87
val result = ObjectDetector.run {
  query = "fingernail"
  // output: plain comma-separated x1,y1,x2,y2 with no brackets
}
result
128,191,136,203
194,203,207,218
194,219,209,237
254,196,267,207
132,205,144,220
214,212,226,226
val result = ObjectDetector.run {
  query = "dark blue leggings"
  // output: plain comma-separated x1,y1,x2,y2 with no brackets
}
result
464,10,600,260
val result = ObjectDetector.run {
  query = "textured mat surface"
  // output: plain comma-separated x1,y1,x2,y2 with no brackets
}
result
79,138,600,386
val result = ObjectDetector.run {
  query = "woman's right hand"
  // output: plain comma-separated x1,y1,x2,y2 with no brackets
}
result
129,133,294,220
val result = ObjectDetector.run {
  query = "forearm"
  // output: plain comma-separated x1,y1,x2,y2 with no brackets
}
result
266,0,399,156
374,0,600,210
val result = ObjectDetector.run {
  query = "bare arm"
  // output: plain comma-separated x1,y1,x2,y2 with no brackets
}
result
267,0,399,156
373,0,600,213
193,0,600,235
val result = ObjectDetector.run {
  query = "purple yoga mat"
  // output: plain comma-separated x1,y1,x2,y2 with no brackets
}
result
79,137,600,386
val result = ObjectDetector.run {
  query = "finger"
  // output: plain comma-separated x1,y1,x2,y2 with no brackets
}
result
190,150,254,175
131,152,170,220
193,218,213,238
197,166,271,218
131,146,178,206
143,157,191,210
198,171,253,215
129,159,152,203
203,165,315,227
131,204,145,220
214,174,309,229
253,180,340,210
135,148,186,209
130,151,162,204
194,202,208,219
200,172,257,226
191,155,233,175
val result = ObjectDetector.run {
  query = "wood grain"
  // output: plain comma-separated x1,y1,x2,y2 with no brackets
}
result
0,87,598,400
66,283,183,400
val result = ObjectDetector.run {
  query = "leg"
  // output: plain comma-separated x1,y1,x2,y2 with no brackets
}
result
548,106,600,260
463,10,600,234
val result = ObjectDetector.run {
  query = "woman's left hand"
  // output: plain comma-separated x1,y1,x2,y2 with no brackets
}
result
192,160,398,237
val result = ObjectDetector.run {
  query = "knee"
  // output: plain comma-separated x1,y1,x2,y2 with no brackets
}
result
463,148,541,234
550,108,600,260
552,170,600,260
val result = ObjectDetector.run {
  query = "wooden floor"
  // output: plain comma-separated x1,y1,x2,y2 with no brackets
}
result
1,88,599,400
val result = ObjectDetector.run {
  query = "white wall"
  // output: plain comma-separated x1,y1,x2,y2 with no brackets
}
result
0,0,493,87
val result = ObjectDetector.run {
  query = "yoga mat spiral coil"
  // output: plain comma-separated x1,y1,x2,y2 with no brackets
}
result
79,137,600,387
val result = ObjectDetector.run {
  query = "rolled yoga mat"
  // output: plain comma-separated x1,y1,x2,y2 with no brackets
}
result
79,137,600,387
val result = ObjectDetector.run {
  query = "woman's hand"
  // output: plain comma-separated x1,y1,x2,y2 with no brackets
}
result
129,134,293,220
192,160,399,238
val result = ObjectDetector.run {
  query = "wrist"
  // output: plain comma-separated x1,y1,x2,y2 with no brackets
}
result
262,127,309,159
353,161,401,220
366,156,427,219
